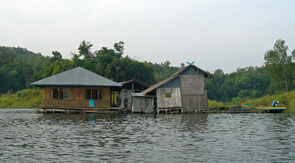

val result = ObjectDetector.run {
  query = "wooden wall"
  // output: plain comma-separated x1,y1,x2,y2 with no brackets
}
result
180,75,204,95
181,66,205,75
157,88,182,108
181,95,206,112
153,66,209,112
120,89,133,111
43,86,111,108
180,75,207,112
155,74,209,112
132,96,154,113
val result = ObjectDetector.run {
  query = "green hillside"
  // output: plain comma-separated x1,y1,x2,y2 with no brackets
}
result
0,88,42,108
0,46,49,94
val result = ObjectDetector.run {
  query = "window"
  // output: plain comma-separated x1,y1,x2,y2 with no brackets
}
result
99,89,103,100
86,89,100,100
86,89,92,99
165,93,172,98
53,89,59,99
63,89,69,99
53,88,69,99
59,89,64,99
92,89,98,100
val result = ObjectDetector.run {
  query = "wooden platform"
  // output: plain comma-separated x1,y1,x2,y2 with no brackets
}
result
156,107,211,114
36,106,283,114
157,107,182,114
36,107,121,114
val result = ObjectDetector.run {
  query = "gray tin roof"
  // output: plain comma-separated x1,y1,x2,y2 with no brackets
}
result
31,67,122,87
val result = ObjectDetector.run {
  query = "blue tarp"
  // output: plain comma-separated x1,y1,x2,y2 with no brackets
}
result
89,99,95,107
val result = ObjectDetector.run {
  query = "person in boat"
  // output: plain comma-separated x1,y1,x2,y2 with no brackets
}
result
272,100,279,107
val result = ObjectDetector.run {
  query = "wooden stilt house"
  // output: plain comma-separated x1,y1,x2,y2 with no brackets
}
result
31,67,122,112
141,65,212,113
119,79,149,111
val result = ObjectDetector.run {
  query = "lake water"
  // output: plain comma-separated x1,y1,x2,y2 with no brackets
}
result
0,109,295,162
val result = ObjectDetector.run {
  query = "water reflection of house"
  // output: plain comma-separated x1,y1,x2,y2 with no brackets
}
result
31,67,122,113
138,65,212,113
119,79,149,112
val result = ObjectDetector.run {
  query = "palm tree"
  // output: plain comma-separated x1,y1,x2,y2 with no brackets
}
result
78,40,93,59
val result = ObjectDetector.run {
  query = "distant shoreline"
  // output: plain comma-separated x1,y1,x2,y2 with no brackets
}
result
1,88,294,112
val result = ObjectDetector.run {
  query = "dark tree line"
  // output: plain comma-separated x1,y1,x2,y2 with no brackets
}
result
0,47,49,93
1,39,294,103
206,39,295,102
34,41,157,85
206,67,270,101
0,41,179,94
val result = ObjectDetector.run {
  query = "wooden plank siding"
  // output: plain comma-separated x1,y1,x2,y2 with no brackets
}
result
43,86,111,108
139,65,211,113
120,89,133,111
180,75,204,95
132,96,154,113
180,75,206,112
181,95,205,112
157,88,182,108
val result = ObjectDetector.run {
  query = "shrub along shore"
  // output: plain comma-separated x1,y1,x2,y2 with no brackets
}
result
209,91,295,112
0,88,42,108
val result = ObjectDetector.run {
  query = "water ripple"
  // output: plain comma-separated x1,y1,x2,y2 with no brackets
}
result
0,109,295,162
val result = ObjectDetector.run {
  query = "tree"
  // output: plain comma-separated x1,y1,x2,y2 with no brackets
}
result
0,46,49,93
292,49,295,60
78,40,93,59
264,39,294,93
180,63,185,68
51,51,62,62
113,41,124,57
206,69,226,101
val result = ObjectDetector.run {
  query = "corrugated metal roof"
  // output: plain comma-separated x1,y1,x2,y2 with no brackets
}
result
141,65,212,95
31,67,122,87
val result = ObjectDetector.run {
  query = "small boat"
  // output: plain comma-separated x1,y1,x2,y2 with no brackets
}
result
241,104,287,113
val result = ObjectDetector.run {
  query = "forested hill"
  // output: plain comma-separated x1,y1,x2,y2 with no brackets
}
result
0,42,179,94
206,67,270,102
1,39,294,104
206,39,295,103
0,47,49,93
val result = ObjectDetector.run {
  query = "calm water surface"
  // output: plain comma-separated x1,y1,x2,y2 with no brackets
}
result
1,109,295,162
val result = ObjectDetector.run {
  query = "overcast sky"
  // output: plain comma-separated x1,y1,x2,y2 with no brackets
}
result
1,0,294,73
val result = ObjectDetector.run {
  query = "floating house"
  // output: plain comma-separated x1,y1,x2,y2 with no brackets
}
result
119,79,149,112
140,65,212,113
31,67,122,113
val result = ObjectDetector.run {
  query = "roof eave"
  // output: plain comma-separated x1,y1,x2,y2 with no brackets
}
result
141,75,180,95
31,84,122,87
120,79,149,88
